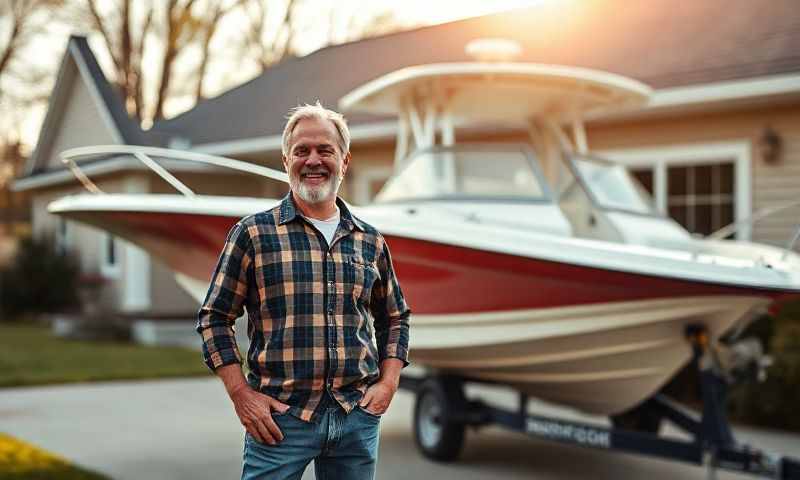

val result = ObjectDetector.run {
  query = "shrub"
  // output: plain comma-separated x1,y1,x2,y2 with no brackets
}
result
0,236,81,320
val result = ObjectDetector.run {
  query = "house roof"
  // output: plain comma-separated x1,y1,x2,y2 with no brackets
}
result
25,35,151,176
152,0,800,147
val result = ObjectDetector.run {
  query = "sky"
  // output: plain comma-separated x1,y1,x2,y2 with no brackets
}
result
347,0,545,30
8,0,546,146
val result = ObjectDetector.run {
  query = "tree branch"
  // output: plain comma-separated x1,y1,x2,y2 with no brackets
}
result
86,0,124,79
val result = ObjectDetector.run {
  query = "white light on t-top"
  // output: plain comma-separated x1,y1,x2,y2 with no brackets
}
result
465,38,523,62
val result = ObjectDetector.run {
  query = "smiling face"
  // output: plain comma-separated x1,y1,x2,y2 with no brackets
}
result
283,116,351,206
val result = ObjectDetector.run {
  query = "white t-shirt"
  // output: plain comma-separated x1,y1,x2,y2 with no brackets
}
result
304,207,341,247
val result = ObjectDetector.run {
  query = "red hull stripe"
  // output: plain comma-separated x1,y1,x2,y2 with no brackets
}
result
103,212,797,314
384,236,795,314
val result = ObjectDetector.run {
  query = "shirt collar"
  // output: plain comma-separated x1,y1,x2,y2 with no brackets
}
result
279,193,366,232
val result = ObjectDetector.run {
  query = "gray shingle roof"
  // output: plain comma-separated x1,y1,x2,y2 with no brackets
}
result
151,0,800,146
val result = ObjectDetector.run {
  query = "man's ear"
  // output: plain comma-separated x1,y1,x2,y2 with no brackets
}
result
341,151,352,176
282,155,289,172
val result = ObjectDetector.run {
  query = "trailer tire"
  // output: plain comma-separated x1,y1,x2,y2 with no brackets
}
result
611,402,662,434
413,378,466,462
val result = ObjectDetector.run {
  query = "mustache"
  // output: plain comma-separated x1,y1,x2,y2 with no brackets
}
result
300,167,330,176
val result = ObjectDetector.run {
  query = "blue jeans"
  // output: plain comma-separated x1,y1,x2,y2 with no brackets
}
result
242,404,381,480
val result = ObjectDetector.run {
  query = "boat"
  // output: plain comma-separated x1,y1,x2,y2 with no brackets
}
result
48,48,800,417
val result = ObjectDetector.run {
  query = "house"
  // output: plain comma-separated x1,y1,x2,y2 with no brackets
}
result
13,0,800,344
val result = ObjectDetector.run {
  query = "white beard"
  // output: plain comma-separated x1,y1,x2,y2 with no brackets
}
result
291,172,343,204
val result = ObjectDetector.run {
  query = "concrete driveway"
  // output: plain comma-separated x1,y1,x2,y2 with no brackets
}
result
2,377,800,479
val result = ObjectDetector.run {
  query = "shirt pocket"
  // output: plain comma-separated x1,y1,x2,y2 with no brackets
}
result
346,254,379,304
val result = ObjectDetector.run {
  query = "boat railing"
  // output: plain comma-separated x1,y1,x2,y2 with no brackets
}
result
60,145,289,197
708,199,800,260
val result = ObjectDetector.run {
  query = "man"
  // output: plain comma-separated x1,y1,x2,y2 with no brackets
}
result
197,103,411,480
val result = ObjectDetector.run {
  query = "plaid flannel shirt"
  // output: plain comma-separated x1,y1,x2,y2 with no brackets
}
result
197,194,411,422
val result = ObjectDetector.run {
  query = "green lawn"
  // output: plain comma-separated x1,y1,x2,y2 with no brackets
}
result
0,324,211,388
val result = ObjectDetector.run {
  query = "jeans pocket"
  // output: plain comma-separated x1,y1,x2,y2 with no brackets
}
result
357,405,383,419
245,432,267,447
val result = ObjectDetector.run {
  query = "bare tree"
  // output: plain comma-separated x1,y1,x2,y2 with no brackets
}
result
239,0,297,71
239,0,401,74
78,0,244,122
195,2,227,101
0,0,62,104
72,0,404,122
0,1,57,78
0,0,61,232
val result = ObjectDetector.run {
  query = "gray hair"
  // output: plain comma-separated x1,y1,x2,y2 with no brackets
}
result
281,102,351,157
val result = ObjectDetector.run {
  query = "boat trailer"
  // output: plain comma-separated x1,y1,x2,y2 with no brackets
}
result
399,325,800,479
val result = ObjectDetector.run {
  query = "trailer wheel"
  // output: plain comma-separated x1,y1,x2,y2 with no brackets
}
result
611,403,662,434
413,378,466,462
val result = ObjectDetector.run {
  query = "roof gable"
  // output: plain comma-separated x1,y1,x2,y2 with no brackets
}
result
24,35,148,176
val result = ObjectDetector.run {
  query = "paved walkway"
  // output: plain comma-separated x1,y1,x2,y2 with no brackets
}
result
2,378,800,479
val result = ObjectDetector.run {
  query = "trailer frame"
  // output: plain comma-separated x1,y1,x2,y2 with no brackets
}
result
399,325,800,479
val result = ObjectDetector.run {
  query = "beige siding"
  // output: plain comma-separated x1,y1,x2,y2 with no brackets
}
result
149,259,197,316
42,74,120,171
31,175,136,311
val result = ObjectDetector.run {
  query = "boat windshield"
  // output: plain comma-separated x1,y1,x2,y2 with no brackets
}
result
570,155,656,215
375,146,550,203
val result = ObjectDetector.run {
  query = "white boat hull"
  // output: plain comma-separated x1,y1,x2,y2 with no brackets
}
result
410,296,767,415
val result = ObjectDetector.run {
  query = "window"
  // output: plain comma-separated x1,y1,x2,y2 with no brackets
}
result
629,162,735,237
667,163,734,236
600,142,751,239
571,155,657,215
376,146,549,203
55,217,69,255
100,232,120,277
